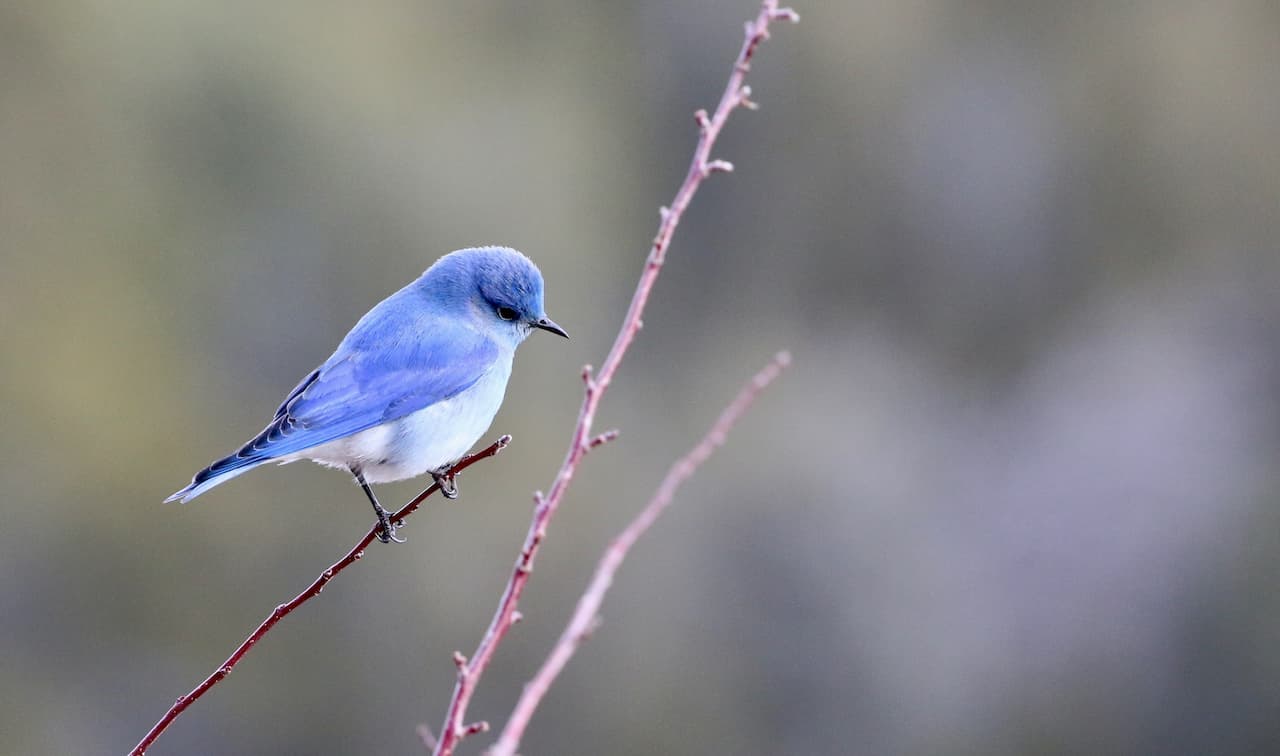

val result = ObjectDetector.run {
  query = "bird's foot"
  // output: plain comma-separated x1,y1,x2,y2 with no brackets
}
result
375,508,406,544
433,471,459,499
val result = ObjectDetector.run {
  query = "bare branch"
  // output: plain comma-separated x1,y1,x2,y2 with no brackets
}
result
488,353,790,756
430,2,798,753
128,436,512,756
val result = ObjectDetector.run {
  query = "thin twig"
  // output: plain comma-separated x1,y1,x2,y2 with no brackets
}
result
431,3,798,753
488,352,790,756
417,724,439,752
129,436,511,756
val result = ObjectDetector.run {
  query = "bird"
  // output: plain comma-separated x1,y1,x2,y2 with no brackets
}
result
165,246,568,543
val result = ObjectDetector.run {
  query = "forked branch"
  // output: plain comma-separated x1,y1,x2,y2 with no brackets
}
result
488,352,791,756
431,2,798,753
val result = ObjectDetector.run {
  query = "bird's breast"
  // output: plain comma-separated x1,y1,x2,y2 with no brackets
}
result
340,355,514,484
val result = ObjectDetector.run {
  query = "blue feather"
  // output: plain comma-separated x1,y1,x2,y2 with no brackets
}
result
165,246,563,505
167,300,498,502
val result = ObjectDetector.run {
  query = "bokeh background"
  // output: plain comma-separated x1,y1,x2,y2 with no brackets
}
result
3,1,1279,754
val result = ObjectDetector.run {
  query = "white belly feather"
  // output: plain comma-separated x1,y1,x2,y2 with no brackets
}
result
290,353,513,483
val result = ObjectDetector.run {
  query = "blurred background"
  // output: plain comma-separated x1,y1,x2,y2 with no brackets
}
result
2,1,1278,753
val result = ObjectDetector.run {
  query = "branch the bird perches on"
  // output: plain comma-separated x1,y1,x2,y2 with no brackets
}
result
129,438,509,756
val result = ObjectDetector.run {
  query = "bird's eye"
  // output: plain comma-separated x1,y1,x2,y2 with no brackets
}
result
496,306,519,321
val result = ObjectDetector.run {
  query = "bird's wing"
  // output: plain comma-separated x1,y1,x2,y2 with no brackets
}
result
251,316,500,460
166,296,503,503
174,314,498,496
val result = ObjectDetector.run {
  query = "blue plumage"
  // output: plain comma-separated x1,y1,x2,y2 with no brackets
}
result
166,246,567,540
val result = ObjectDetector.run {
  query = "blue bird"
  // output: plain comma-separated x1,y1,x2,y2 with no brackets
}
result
166,246,567,543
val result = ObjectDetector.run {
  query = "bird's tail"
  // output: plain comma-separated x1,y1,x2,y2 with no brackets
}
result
164,451,270,503
164,403,308,503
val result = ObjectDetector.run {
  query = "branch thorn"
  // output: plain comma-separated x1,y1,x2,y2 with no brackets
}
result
462,720,490,737
702,159,735,177
773,7,800,23
588,429,620,449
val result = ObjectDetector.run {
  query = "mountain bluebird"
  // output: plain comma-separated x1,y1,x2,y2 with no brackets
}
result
166,246,567,542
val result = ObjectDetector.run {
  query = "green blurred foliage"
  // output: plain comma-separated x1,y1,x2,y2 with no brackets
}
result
2,1,1279,754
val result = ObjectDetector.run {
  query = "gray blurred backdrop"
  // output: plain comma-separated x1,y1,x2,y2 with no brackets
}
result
3,1,1279,754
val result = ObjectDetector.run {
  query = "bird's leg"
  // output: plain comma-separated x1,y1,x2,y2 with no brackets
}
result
351,468,405,544
432,468,459,499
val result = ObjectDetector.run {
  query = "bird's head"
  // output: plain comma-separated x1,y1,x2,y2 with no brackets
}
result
422,246,568,343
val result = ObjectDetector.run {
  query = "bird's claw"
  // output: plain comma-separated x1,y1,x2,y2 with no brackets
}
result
376,510,406,544
434,471,459,499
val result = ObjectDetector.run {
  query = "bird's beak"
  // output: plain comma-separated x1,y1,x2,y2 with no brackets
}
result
532,316,569,339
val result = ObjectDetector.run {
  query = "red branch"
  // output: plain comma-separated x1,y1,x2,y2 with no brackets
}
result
129,436,511,756
488,352,790,756
431,3,799,754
